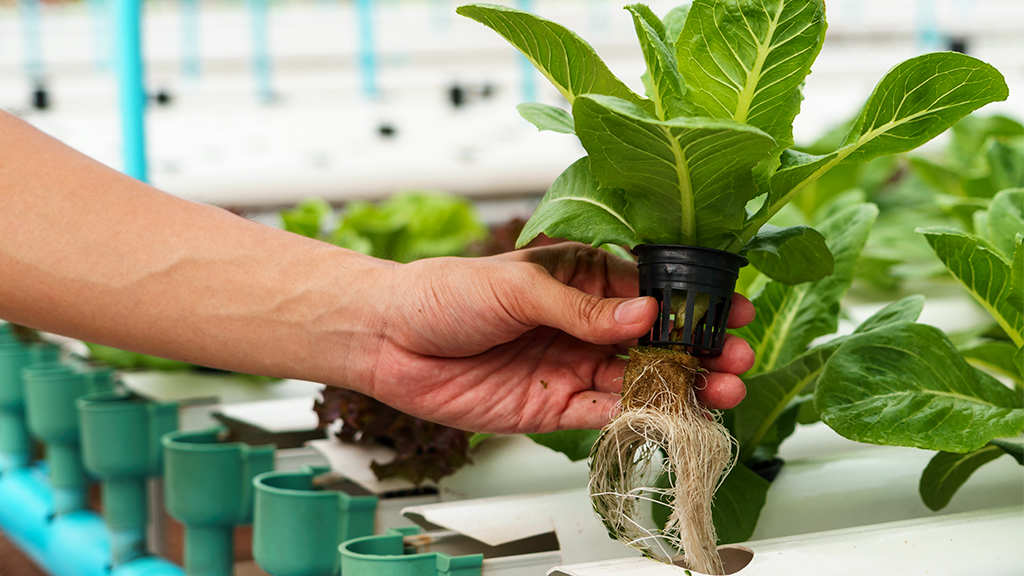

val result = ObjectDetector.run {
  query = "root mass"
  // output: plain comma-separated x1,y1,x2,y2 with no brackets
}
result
589,347,736,575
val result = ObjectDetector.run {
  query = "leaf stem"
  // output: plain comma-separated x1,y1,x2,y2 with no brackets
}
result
663,126,696,244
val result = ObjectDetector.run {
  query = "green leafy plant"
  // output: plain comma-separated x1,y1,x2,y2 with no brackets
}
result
459,2,1006,272
816,187,1024,511
854,113,1024,290
85,343,193,371
460,0,1008,570
282,192,488,263
704,194,888,541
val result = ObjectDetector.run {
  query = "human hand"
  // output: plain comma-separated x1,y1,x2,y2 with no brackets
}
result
355,243,755,434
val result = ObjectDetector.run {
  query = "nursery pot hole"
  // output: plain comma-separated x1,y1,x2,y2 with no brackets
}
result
674,545,754,574
635,244,746,356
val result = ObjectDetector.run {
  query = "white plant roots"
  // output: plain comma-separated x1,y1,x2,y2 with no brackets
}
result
589,347,736,575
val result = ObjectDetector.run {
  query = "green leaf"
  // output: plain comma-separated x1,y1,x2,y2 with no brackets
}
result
737,342,838,459
920,227,1024,348
1010,237,1024,313
516,103,575,134
627,4,689,120
710,463,771,544
734,295,922,461
743,225,834,285
959,340,1023,384
456,3,648,109
935,195,991,230
742,53,1008,247
989,437,1024,465
328,227,374,255
516,157,641,248
735,203,877,374
1017,347,1024,377
841,53,1009,163
85,343,193,371
919,445,1006,511
661,4,690,44
676,0,826,149
985,139,1024,194
336,192,487,263
817,322,1024,453
986,188,1024,260
468,433,494,449
909,156,971,198
525,429,600,462
854,294,926,333
573,94,776,247
796,397,820,424
951,114,1024,166
280,197,332,239
973,209,990,239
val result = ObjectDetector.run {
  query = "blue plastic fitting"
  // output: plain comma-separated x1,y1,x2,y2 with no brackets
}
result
0,464,52,567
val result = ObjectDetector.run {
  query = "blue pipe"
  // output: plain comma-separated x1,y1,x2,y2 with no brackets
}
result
0,464,51,567
20,0,45,83
48,511,113,576
915,0,940,52
247,0,274,103
355,0,378,99
515,0,536,102
428,0,449,31
0,462,184,576
114,558,185,576
87,0,111,72
114,0,148,182
181,0,201,79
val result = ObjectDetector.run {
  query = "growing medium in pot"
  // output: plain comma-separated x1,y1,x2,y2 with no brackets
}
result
459,0,1008,572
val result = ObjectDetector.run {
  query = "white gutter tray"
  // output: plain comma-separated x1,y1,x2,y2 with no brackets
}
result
213,396,321,433
754,444,1023,539
307,434,589,499
549,506,1024,576
120,371,322,430
393,488,636,575
388,441,1021,575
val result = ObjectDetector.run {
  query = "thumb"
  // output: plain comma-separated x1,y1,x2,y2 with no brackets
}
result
513,273,657,345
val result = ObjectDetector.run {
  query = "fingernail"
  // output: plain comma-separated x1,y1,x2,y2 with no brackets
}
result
615,297,648,325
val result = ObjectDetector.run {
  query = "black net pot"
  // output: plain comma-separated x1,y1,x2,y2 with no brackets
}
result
635,244,747,356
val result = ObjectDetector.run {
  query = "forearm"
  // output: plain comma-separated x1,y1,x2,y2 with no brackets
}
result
0,111,387,390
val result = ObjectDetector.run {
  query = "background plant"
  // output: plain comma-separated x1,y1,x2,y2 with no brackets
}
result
825,113,1024,291
816,186,1024,512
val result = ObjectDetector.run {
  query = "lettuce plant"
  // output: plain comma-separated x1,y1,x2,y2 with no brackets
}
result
459,1,1007,280
280,191,487,262
856,113,1023,289
460,0,1009,569
817,187,1024,511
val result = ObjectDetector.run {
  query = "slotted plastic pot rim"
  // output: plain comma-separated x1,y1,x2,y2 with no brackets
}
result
634,243,747,356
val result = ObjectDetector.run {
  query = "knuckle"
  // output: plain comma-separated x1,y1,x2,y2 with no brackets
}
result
570,291,603,326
